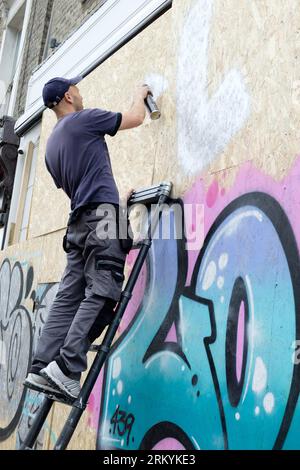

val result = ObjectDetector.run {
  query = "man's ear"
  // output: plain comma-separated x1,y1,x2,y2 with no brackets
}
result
64,90,73,104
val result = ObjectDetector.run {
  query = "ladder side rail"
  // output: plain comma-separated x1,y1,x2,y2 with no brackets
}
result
19,397,54,450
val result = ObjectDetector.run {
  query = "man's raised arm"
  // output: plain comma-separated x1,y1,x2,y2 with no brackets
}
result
119,85,151,130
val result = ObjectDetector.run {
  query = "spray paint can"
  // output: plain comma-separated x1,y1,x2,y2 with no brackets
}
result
144,89,161,120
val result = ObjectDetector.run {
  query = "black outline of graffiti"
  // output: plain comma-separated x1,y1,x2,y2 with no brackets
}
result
16,282,59,449
0,259,33,441
98,193,300,450
0,257,58,447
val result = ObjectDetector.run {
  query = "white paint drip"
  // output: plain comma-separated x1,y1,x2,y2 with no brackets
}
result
112,357,122,379
128,395,132,404
202,260,217,290
263,393,275,414
177,0,250,176
255,406,260,416
252,357,267,393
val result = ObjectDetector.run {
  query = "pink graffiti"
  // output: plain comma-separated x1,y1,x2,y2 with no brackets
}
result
152,438,186,450
91,155,300,445
184,156,300,285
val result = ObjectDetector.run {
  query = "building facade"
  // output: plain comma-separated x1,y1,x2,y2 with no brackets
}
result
0,0,300,451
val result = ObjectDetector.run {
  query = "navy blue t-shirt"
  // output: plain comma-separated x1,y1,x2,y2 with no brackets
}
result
45,108,122,211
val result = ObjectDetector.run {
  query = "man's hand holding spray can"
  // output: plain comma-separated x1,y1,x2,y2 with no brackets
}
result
144,85,161,120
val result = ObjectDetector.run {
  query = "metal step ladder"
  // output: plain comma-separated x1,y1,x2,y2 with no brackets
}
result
20,181,173,450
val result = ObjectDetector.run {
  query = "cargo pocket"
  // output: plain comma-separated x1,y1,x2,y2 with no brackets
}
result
63,227,71,253
91,255,125,302
83,222,109,260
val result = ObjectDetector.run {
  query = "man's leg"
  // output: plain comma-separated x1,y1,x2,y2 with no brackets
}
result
29,246,86,376
49,210,127,378
55,293,117,375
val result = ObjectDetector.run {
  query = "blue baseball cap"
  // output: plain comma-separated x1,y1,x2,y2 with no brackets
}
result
42,75,83,108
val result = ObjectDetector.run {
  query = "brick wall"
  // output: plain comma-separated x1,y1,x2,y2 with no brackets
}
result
48,0,107,54
13,0,54,118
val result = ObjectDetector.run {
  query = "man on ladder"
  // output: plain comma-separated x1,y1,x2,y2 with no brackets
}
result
24,75,151,401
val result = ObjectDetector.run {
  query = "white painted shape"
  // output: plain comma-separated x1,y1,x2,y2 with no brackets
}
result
112,357,122,379
242,275,255,404
263,393,275,414
177,0,250,176
252,357,267,393
144,73,168,99
235,413,240,421
117,380,123,395
217,276,224,289
255,406,260,416
202,260,217,290
218,253,229,270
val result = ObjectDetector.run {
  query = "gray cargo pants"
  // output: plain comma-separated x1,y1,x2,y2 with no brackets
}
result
30,204,129,380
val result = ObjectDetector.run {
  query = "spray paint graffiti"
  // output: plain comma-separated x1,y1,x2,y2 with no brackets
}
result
0,259,34,441
16,282,59,449
97,158,300,450
177,0,250,176
0,256,58,447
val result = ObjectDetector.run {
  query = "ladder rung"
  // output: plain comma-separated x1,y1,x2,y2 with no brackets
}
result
132,241,145,249
23,381,79,407
43,393,77,407
89,344,100,352
128,181,172,206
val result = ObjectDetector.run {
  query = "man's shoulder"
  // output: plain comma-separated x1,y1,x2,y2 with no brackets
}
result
64,108,98,121
81,107,106,117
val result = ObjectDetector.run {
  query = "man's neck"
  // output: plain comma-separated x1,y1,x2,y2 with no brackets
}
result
56,109,78,121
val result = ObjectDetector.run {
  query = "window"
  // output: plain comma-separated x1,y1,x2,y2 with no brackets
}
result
0,0,26,116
